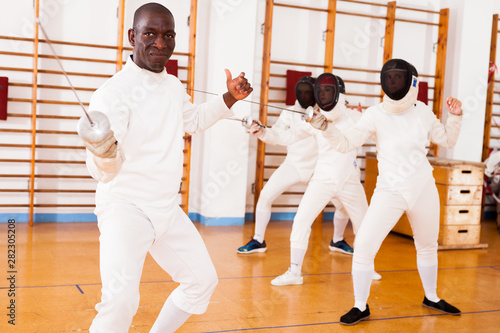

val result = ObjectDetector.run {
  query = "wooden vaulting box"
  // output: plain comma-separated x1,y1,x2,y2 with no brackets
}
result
364,152,488,250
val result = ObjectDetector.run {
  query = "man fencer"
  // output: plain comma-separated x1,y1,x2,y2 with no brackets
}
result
81,3,252,332
310,59,462,325
237,76,355,256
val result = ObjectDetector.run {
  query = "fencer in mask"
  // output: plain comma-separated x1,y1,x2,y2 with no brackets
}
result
309,58,464,325
239,75,358,258
250,73,382,286
295,76,316,109
308,73,345,129
237,76,318,254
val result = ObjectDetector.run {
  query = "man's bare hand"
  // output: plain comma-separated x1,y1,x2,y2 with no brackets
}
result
446,97,463,116
223,69,253,108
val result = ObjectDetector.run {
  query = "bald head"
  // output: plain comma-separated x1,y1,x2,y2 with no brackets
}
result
128,2,176,73
133,2,173,29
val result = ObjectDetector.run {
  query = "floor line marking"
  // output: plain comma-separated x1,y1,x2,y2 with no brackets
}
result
75,285,84,294
200,309,500,332
1,265,499,290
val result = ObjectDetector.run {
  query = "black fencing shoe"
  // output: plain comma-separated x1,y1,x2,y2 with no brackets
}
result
422,297,461,315
340,305,370,325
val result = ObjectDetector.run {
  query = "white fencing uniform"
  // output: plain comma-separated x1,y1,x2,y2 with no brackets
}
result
255,101,350,242
86,58,233,332
262,98,367,251
255,101,317,229
323,100,462,309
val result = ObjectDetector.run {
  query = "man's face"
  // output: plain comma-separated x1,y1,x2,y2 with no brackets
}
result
129,11,176,73
297,84,315,108
384,70,406,94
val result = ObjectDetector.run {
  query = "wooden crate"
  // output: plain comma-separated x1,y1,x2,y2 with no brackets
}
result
432,158,486,249
440,205,481,226
438,224,481,246
365,154,485,187
378,206,482,237
429,157,485,186
436,184,483,206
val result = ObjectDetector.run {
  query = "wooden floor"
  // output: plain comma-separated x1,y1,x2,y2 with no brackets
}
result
1,218,500,333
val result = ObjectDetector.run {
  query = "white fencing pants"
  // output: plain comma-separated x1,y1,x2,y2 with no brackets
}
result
254,162,312,241
352,176,439,307
331,199,350,242
290,170,368,250
90,203,218,333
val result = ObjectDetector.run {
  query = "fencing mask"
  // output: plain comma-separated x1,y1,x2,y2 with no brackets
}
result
295,76,316,109
314,73,340,111
381,59,419,114
381,58,418,101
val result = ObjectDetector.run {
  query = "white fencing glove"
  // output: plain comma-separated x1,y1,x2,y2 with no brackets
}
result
249,120,266,138
82,130,118,159
309,111,328,131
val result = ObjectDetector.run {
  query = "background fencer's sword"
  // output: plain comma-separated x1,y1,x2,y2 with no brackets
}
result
36,19,110,143
227,116,267,128
187,88,317,125
186,88,309,116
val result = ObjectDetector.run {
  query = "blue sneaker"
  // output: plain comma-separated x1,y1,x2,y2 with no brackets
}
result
329,239,353,255
237,239,267,254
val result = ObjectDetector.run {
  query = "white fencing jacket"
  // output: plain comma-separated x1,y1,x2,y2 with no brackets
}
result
261,104,361,190
322,101,462,206
86,58,233,209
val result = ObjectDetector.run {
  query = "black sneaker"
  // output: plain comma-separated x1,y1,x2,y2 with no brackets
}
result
422,297,461,315
237,239,267,254
340,305,370,325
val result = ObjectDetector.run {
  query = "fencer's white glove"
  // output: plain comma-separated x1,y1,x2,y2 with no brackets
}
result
82,130,118,159
309,110,328,131
249,120,266,138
